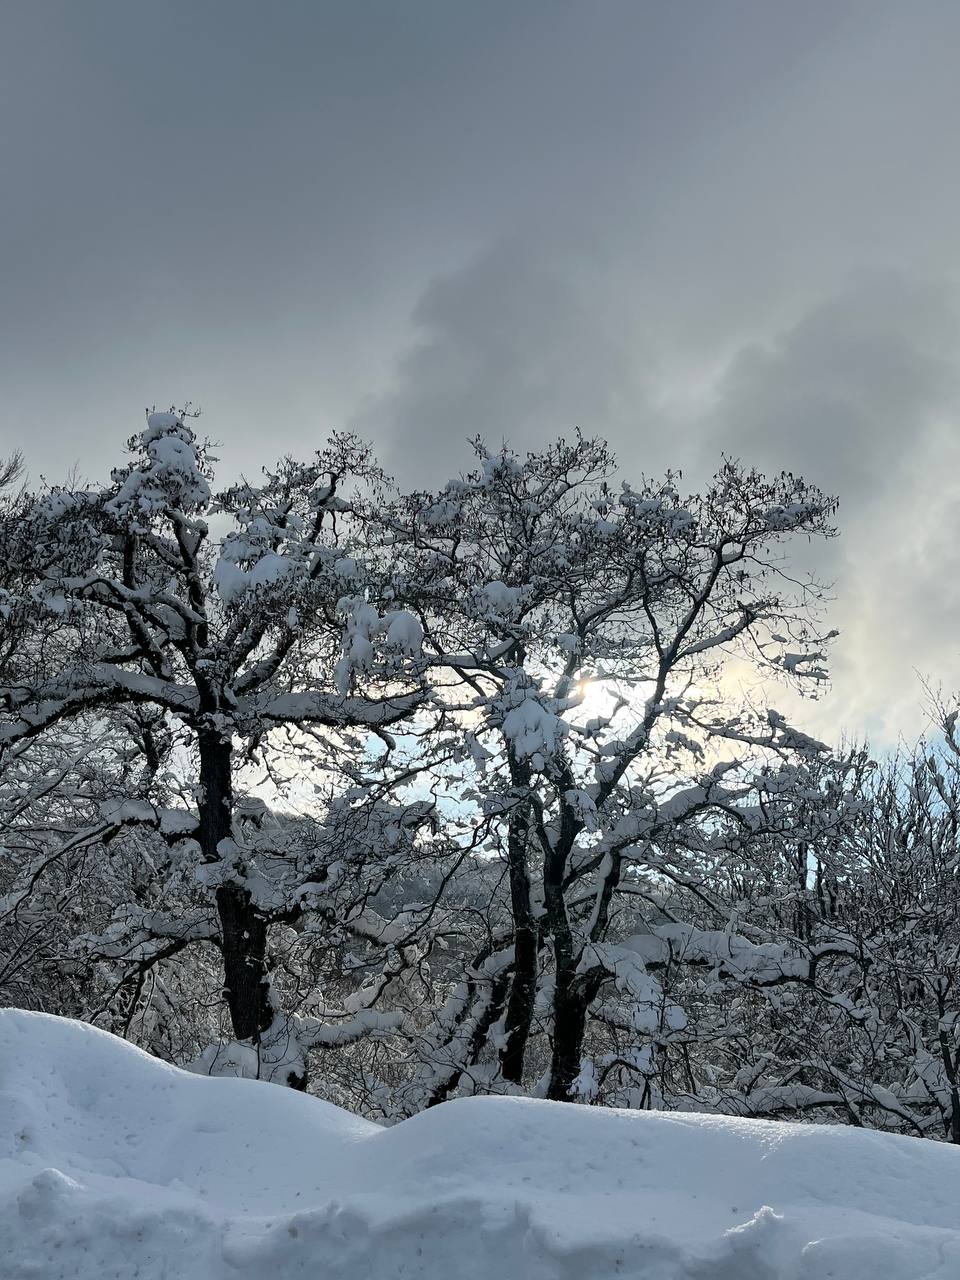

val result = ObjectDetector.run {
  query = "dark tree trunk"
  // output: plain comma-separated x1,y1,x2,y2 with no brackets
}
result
544,800,603,1103
545,885,584,1101
548,987,587,1102
216,884,272,1043
500,758,538,1085
547,970,605,1102
197,730,273,1044
936,988,960,1145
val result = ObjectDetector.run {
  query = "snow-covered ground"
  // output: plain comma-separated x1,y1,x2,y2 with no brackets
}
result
2,1010,959,1279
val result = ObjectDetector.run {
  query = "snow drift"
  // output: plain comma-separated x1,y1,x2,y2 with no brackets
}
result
2,1011,960,1279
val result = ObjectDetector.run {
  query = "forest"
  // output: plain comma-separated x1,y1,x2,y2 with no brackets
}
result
3,409,958,1143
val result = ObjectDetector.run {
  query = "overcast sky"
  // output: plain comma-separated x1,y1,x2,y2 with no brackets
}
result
2,1,958,745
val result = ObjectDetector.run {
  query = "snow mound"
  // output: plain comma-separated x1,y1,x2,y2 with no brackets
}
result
3,1011,960,1279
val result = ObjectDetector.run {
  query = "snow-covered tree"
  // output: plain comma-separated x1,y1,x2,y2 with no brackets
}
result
766,725,960,1141
9,416,960,1144
0,413,424,1076
367,436,842,1101
592,727,960,1143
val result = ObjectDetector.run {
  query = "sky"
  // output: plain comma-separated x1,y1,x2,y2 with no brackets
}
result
1,0,959,746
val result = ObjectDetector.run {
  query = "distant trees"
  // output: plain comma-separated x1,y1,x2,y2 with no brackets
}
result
772,724,960,1141
3,413,959,1140
577,727,960,1143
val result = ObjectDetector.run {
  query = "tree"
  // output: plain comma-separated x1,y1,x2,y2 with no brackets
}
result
369,437,842,1100
13,417,960,1143
783,725,960,1140
0,412,422,1075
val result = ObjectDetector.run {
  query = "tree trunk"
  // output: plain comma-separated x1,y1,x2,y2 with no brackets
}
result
500,758,538,1085
543,805,602,1103
936,988,960,1144
197,729,273,1044
548,984,588,1102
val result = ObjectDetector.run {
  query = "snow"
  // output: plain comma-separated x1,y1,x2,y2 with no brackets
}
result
213,536,296,605
333,599,423,692
333,556,359,579
382,609,424,657
107,415,211,516
499,682,567,770
621,923,855,985
478,580,523,620
334,596,381,693
4,1011,960,1279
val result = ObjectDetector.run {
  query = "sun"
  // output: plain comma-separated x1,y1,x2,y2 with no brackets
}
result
571,677,623,724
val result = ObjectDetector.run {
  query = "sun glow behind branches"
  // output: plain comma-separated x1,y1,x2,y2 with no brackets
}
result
568,676,639,734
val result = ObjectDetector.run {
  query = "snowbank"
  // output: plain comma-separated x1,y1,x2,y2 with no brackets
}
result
2,1011,960,1279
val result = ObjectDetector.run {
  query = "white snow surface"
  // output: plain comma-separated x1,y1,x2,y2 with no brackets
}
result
3,1011,960,1280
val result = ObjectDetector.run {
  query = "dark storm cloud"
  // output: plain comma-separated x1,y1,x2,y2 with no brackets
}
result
1,1,959,740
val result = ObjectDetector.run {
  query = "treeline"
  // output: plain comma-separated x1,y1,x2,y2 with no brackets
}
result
1,412,958,1140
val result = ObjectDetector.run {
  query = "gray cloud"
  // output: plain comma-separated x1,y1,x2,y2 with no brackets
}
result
2,2,960,742
700,273,960,495
364,254,960,743
354,238,661,482
698,273,960,742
